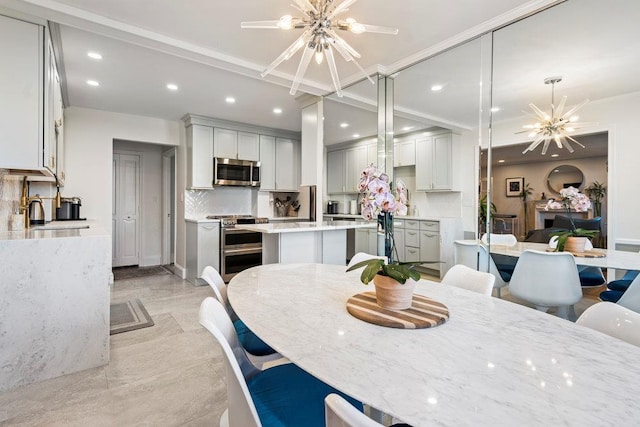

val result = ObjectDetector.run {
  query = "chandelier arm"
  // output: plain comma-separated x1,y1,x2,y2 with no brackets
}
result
541,139,552,155
523,135,546,154
324,45,343,97
329,37,354,61
346,54,375,85
554,134,563,148
555,95,567,118
325,28,361,58
290,43,315,95
354,23,399,35
565,135,586,148
292,0,318,14
261,28,314,78
327,0,358,19
241,20,286,29
559,138,576,153
528,103,549,120
561,99,590,120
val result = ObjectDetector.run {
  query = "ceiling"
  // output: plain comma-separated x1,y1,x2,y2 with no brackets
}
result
0,0,550,135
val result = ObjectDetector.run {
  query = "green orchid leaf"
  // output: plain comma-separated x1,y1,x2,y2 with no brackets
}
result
346,259,384,272
361,262,383,284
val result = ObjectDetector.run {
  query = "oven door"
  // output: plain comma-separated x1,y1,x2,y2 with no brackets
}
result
214,158,253,186
220,247,263,282
222,228,263,249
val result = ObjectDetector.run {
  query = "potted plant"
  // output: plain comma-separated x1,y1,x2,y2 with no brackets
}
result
545,186,599,252
479,194,496,235
348,165,439,310
584,180,606,217
520,183,534,235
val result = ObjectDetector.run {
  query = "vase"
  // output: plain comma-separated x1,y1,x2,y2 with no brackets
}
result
378,212,394,263
564,236,588,253
373,274,417,310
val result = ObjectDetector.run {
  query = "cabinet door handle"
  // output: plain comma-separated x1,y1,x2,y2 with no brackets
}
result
423,233,437,238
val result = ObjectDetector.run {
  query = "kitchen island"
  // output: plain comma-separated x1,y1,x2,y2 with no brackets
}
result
237,220,376,265
0,221,111,392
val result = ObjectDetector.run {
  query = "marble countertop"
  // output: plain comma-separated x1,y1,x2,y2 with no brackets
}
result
229,263,640,426
185,218,221,224
236,220,375,234
323,213,445,221
0,220,107,240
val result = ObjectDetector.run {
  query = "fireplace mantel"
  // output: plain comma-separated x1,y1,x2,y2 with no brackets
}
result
534,203,593,229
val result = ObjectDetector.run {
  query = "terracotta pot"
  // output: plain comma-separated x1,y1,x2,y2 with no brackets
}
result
564,236,588,253
373,274,417,310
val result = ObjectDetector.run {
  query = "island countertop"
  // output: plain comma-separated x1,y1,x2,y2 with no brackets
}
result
237,220,376,234
0,220,107,241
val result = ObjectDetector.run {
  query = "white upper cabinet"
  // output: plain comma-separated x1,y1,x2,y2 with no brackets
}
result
0,15,47,175
367,143,377,168
327,149,345,194
327,144,369,195
415,132,458,191
214,128,259,161
237,132,260,161
345,145,368,193
259,135,276,190
187,124,214,188
274,137,300,191
394,138,416,167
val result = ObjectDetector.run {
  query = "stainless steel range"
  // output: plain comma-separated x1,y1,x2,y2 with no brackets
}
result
206,215,268,282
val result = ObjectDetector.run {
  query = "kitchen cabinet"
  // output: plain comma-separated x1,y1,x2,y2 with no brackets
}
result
345,145,368,193
0,15,52,178
355,227,378,255
186,124,214,188
44,37,65,184
392,219,405,261
260,136,300,191
415,132,457,191
327,149,345,194
367,143,377,168
186,221,220,285
403,220,420,262
394,138,416,167
419,221,440,272
213,128,259,161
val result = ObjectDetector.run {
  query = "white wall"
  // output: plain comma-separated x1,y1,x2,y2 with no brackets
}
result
490,92,640,245
65,107,181,265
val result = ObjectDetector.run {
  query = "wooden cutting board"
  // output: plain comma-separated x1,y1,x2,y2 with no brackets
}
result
545,248,606,258
346,291,449,329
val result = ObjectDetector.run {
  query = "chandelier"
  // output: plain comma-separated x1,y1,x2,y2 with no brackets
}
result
518,76,591,155
241,0,398,97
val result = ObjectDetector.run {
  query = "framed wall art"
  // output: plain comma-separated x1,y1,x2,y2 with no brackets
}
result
506,177,524,197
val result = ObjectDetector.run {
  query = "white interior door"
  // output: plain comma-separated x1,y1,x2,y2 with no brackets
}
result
162,148,176,265
113,152,140,267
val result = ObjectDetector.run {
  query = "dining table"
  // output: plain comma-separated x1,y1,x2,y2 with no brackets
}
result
228,263,640,426
467,239,640,271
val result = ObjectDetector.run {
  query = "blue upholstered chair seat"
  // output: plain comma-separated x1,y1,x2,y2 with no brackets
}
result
600,290,624,303
578,267,606,287
233,319,276,356
249,363,363,427
608,279,635,292
490,254,517,282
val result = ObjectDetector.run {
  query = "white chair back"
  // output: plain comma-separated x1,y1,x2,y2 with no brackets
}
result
617,274,640,313
577,302,640,347
509,250,582,317
454,240,479,269
202,265,238,321
481,233,517,246
199,297,261,427
478,245,509,297
348,252,386,268
442,264,495,296
325,394,381,427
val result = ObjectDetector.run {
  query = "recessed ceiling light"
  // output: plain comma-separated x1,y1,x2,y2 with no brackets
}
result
551,154,559,157
491,107,501,112
352,133,360,138
166,83,178,91
340,123,349,128
402,126,414,131
498,159,505,163
431,84,443,92
87,52,102,60
225,97,236,104
86,80,99,87
273,108,282,114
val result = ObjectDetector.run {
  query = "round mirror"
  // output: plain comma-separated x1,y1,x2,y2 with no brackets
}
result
547,165,584,194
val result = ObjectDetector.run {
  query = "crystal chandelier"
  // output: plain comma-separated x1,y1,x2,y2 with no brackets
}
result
241,0,398,97
518,76,592,155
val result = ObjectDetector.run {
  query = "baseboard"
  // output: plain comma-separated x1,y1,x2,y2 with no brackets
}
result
140,255,162,267
173,263,186,279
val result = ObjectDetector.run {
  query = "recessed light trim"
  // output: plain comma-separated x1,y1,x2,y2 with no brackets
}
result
402,126,414,131
87,52,102,60
166,83,178,91
551,154,559,158
491,107,501,112
225,97,236,104
86,80,100,87
498,159,505,163
431,84,443,92
340,123,349,128
352,133,360,138
273,108,283,114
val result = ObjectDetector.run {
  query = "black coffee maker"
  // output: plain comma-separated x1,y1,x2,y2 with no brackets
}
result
56,197,82,220
327,200,339,214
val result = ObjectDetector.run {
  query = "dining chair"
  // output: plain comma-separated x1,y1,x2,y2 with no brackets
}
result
199,297,363,427
441,264,495,296
325,394,382,427
548,237,606,287
576,302,640,347
508,250,583,320
201,266,281,366
481,233,517,247
453,240,479,269
600,270,640,303
613,274,640,313
348,252,387,268
477,245,512,298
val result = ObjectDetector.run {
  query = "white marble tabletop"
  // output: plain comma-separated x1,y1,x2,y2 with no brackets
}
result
236,220,375,234
228,263,640,426
467,240,640,271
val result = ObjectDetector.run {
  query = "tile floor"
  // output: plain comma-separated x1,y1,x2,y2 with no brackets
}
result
0,268,599,426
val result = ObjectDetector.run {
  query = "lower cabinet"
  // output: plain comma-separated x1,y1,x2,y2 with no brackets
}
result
186,221,220,285
355,227,378,256
419,221,440,272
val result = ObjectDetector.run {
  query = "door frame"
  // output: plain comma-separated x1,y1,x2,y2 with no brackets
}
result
162,147,177,265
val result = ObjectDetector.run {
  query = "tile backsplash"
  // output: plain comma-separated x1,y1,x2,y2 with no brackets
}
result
0,173,22,232
185,186,255,219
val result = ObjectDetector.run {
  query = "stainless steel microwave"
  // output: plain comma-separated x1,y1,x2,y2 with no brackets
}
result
214,158,260,187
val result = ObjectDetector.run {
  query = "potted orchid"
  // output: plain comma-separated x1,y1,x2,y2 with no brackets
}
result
346,165,426,310
545,186,599,252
